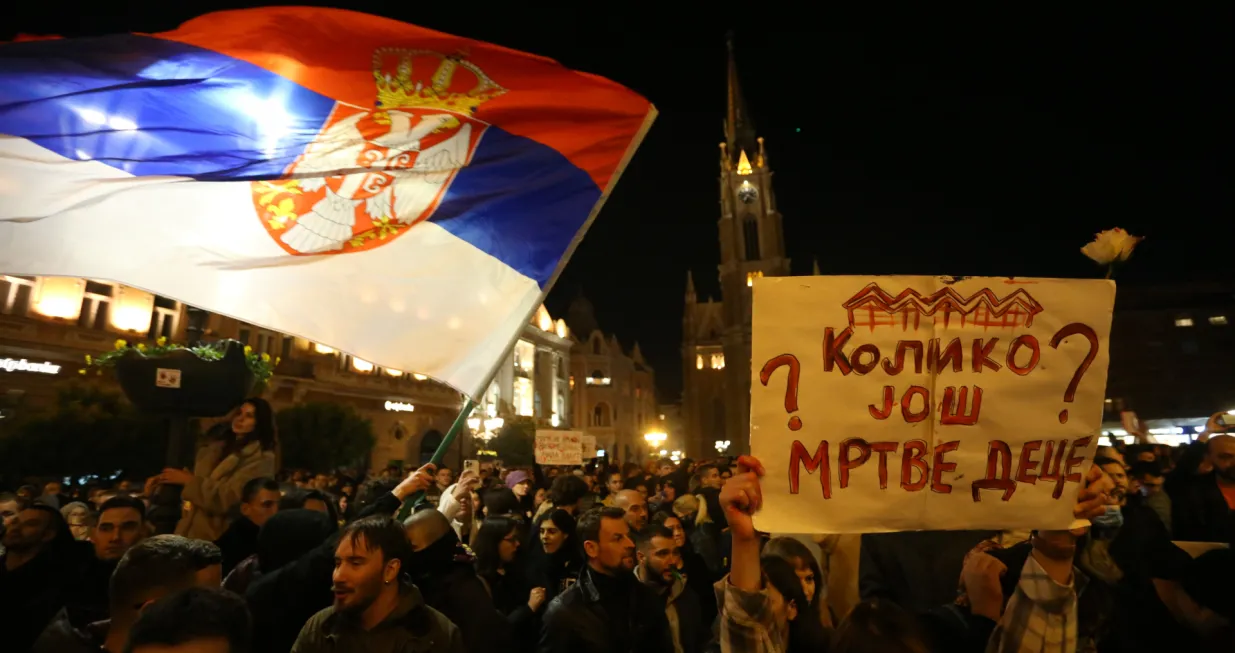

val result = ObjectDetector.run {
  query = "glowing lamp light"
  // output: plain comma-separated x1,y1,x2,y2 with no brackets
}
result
467,416,481,431
537,306,553,331
111,287,154,332
644,431,667,448
314,343,335,354
715,440,732,454
555,319,568,338
384,401,414,413
550,413,560,427
34,277,83,320
112,307,151,332
352,358,374,372
385,368,403,377
413,373,428,381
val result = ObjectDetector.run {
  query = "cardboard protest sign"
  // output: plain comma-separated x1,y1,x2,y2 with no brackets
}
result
751,276,1115,534
581,435,598,459
535,430,583,465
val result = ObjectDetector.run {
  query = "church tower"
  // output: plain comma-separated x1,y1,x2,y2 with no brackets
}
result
716,35,789,452
684,35,790,457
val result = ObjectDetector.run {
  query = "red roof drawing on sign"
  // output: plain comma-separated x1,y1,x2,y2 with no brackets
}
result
843,283,1044,332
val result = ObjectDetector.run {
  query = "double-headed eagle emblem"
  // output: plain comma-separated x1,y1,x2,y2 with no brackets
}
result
252,49,505,255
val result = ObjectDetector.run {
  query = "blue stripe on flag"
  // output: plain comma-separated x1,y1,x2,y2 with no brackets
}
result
0,35,335,179
430,126,602,288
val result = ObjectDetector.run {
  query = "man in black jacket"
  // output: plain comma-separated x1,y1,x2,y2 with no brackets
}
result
539,507,673,653
635,523,706,653
1170,434,1235,544
215,476,280,576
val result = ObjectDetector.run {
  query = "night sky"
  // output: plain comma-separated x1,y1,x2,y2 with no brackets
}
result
4,4,1231,400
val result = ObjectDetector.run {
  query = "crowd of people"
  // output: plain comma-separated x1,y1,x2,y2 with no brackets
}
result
0,397,1231,652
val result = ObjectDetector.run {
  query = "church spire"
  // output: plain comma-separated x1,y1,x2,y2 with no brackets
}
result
685,269,697,303
725,32,758,166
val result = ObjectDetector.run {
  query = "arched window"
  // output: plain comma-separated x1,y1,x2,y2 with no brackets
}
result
419,429,444,465
592,403,612,427
743,216,760,261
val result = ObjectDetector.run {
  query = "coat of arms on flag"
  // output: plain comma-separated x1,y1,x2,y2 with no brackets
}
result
254,48,505,255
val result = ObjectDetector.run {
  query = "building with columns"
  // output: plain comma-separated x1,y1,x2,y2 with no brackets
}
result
681,38,814,458
0,274,571,470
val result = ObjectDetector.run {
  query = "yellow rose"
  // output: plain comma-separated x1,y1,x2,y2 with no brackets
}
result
84,355,92,365
261,353,271,363
137,343,147,352
156,336,168,346
244,345,253,355
114,339,128,350
275,357,282,366
1081,228,1143,265
78,369,87,375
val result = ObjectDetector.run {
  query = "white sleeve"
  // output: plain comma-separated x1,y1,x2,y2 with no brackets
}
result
437,484,467,537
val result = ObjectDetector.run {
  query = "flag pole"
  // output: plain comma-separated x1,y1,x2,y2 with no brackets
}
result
395,105,658,520
396,398,474,520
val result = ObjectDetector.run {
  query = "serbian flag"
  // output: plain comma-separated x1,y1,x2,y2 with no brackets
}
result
0,8,654,398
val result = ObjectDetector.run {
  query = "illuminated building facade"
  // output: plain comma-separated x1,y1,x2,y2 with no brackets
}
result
0,274,571,470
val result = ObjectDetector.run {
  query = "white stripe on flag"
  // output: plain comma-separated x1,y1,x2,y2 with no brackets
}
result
0,135,540,398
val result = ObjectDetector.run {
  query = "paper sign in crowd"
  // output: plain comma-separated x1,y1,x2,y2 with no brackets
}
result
750,276,1115,534
535,430,584,465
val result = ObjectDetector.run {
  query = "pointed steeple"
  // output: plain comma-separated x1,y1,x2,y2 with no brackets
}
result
685,269,697,303
812,258,821,275
724,32,759,168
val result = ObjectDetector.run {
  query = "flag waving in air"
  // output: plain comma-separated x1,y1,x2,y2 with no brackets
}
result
0,7,655,398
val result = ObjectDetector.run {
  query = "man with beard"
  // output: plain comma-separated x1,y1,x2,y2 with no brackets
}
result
1077,456,1204,652
635,523,705,653
613,489,649,533
291,515,462,653
539,507,673,653
1172,433,1235,543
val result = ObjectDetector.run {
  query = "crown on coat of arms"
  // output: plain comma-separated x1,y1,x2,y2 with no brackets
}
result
372,48,506,115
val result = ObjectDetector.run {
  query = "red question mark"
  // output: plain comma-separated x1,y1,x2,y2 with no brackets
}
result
759,354,803,431
1049,323,1099,424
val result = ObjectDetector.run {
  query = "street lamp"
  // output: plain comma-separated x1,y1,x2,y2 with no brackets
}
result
644,430,667,449
715,440,731,454
469,416,505,448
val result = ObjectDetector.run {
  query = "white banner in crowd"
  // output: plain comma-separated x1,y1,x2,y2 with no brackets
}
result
535,430,583,465
750,275,1115,534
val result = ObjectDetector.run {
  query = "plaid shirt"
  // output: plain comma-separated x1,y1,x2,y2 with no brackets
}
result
714,575,788,653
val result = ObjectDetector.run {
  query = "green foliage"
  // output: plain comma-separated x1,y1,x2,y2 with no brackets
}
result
491,417,535,467
276,402,375,471
0,385,167,482
85,337,278,389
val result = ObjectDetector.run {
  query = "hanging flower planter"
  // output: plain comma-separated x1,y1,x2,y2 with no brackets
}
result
85,338,276,417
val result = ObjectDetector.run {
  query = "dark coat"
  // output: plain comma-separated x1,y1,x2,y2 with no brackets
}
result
290,584,464,653
415,559,513,653
215,515,260,576
1170,473,1235,544
538,566,674,653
